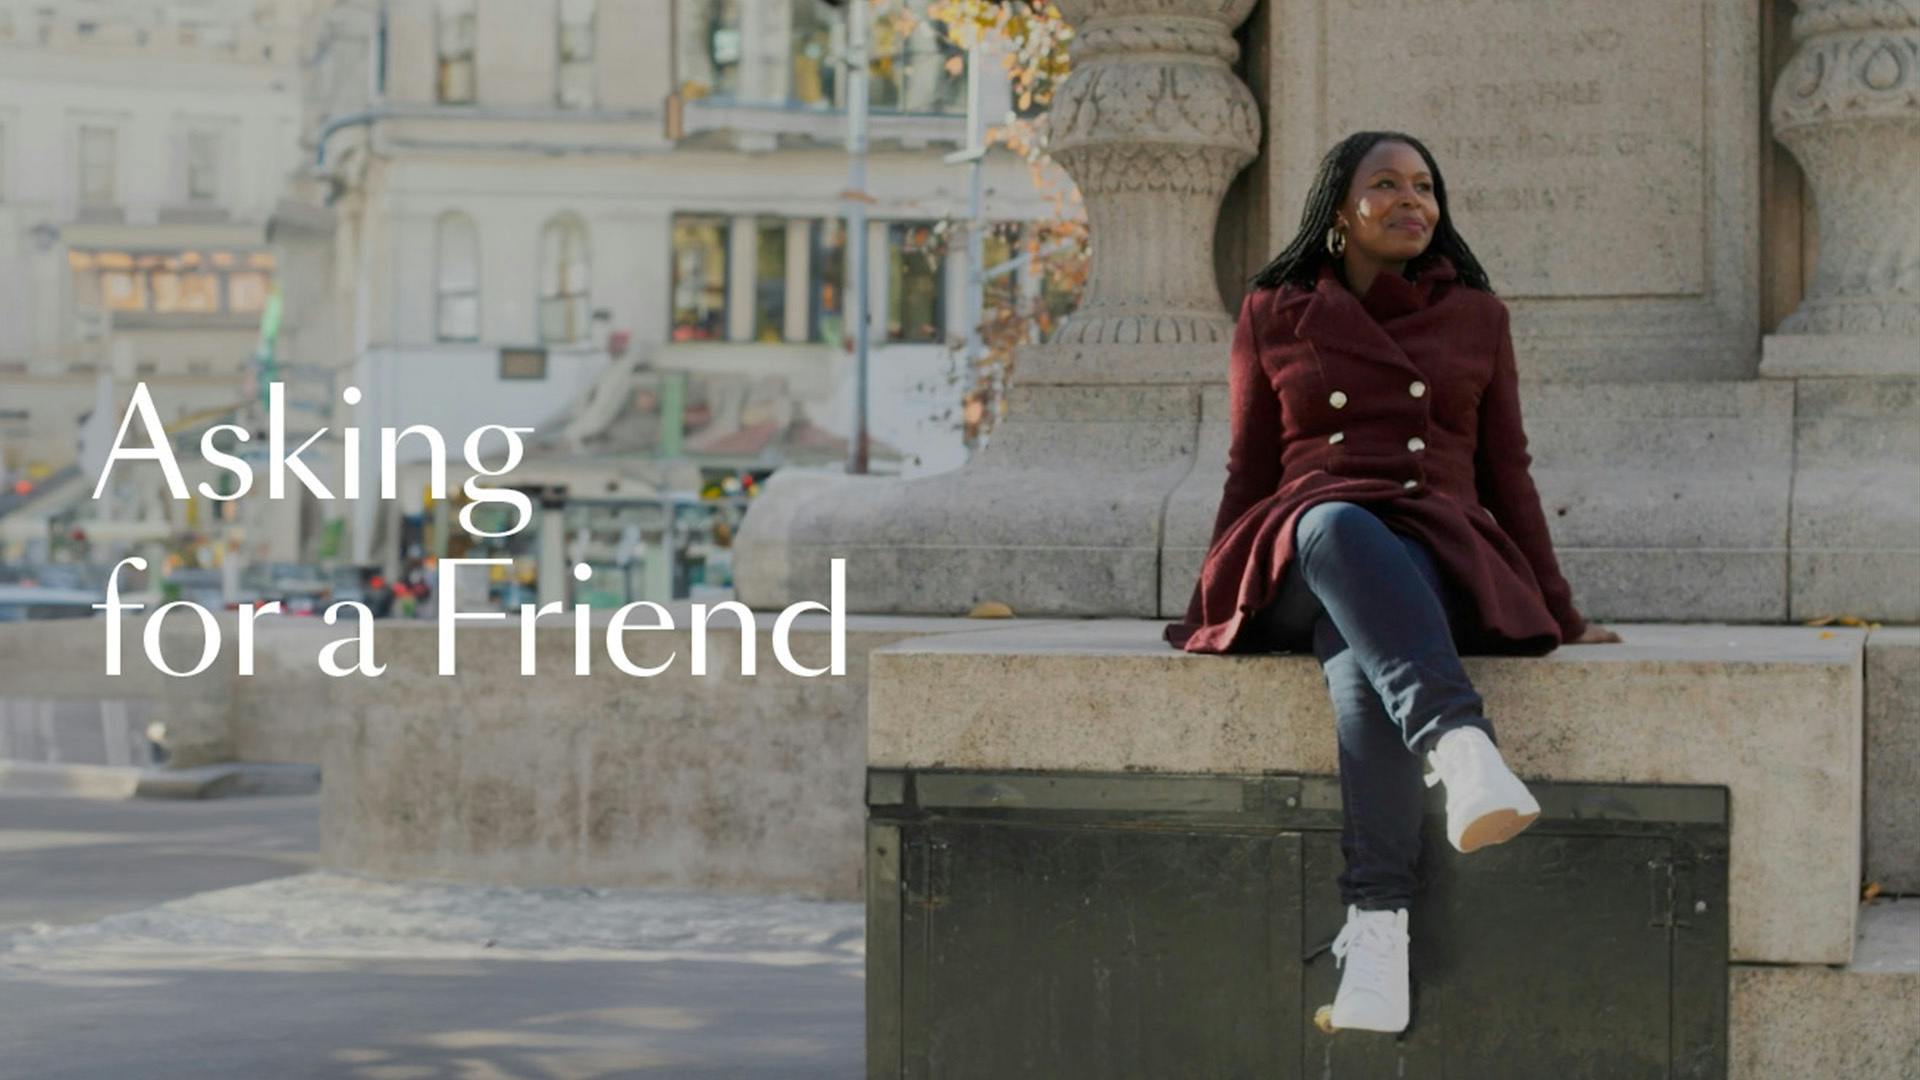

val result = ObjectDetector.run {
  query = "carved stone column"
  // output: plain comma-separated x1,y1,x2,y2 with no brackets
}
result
1042,0,1260,350
731,0,1263,617
1764,0,1920,622
1764,0,1920,376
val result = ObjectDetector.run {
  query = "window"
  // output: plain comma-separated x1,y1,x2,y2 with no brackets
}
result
869,0,965,114
436,0,477,104
79,125,116,207
671,214,729,341
809,218,846,345
754,219,786,342
678,0,742,99
981,221,1024,315
227,268,270,314
791,0,841,107
151,270,221,312
436,212,480,342
538,215,591,344
68,248,275,317
185,128,221,203
500,347,548,380
557,0,596,109
887,221,945,343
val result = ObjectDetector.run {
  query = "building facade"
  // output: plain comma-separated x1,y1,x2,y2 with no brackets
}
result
0,0,306,487
293,0,1078,567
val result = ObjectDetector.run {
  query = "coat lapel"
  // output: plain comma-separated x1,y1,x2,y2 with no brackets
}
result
1293,256,1458,379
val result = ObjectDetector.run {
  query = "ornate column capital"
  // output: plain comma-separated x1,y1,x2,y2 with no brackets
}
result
1042,0,1261,347
1765,0,1920,372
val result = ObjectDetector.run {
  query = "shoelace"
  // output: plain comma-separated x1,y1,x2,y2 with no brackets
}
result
1331,915,1407,993
1422,734,1482,789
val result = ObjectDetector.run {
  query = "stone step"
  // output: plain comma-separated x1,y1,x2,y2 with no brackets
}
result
1733,899,1920,1077
869,620,1869,966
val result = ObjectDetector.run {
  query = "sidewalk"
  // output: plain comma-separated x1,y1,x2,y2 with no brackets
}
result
0,794,864,1078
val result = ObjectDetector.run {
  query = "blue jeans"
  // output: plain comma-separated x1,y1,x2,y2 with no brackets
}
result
1247,500,1498,911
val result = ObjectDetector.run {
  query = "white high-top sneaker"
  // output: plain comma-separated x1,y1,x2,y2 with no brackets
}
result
1422,725,1542,853
1316,903,1411,1034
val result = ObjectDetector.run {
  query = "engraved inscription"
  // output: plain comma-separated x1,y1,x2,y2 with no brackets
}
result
1318,0,1706,298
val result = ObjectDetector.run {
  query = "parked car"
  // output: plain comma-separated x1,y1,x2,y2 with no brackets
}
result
234,562,331,613
0,585,102,622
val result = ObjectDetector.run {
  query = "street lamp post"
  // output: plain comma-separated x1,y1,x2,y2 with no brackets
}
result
842,0,873,475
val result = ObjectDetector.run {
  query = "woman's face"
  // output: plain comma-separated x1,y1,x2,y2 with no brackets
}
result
1336,140,1440,267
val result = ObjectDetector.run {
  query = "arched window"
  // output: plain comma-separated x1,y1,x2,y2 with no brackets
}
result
436,211,479,342
539,214,591,344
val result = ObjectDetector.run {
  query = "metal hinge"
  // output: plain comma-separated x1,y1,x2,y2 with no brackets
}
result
1648,854,1676,929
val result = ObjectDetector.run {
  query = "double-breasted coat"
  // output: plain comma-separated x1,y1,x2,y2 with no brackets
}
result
1163,254,1589,656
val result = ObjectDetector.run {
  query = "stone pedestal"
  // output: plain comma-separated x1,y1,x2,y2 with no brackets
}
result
1759,1,1920,621
1763,1,1920,379
733,0,1258,616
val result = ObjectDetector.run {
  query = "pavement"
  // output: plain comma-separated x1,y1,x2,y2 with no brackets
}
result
0,793,864,1079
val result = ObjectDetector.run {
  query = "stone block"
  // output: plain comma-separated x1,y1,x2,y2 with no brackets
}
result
869,620,1863,964
1789,378,1920,622
1260,0,1760,380
1730,900,1920,1078
1867,628,1920,892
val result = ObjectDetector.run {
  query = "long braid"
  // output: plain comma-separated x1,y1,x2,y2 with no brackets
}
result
1247,130,1493,296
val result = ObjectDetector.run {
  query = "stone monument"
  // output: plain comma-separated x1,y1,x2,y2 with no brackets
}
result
736,0,1917,627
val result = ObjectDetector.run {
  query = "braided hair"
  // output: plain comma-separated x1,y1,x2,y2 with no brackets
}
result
1248,130,1493,296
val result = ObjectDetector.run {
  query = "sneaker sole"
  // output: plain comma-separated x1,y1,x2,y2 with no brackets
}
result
1456,806,1540,853
1314,1003,1408,1035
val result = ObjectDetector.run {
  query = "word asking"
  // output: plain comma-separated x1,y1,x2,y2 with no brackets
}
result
94,382,534,538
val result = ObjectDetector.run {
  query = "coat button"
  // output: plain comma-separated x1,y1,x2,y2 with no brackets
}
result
1403,478,1419,489
1329,390,1348,408
1408,380,1426,398
1407,436,1425,451
1329,431,1345,444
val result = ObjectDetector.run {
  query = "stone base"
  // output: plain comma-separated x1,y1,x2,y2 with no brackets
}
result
1786,377,1920,622
1762,332,1920,378
868,619,1865,964
1731,899,1920,1078
742,363,1917,626
307,611,1026,900
734,373,1207,618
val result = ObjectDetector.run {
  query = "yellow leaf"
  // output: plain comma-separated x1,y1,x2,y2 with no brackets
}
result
1863,881,1882,903
967,600,1015,618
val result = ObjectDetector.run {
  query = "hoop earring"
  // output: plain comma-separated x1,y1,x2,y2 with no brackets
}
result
1325,225,1347,257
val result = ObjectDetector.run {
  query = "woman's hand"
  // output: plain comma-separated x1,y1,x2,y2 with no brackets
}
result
1568,624,1621,644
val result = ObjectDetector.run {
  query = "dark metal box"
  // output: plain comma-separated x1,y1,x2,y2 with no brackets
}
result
867,767,1728,1079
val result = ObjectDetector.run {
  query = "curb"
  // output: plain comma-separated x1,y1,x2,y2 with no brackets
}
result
0,761,320,799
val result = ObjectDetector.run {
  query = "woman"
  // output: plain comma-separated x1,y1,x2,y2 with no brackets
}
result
1162,130,1622,1035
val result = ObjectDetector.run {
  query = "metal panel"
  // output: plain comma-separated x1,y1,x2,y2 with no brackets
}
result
911,819,1303,1077
867,821,903,1078
869,768,1728,1079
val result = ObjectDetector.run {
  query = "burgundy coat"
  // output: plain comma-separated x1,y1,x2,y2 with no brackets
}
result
1163,254,1589,656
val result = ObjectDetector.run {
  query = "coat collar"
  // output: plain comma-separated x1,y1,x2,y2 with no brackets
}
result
1293,255,1458,374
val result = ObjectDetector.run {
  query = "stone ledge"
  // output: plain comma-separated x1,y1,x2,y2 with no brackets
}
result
868,621,1864,966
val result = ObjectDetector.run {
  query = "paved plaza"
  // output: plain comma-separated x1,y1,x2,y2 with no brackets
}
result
0,794,864,1079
